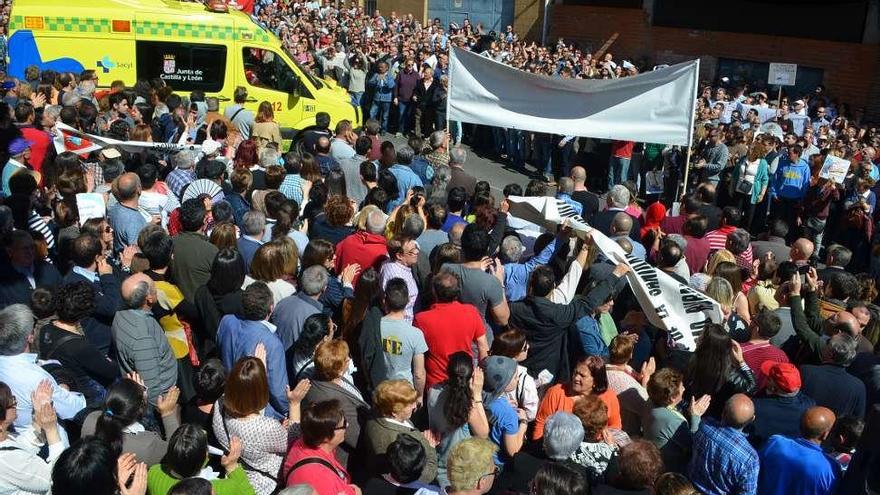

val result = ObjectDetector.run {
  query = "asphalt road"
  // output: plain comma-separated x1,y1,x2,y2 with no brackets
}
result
386,134,550,196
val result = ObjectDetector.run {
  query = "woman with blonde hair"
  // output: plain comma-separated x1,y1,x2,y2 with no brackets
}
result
243,239,298,305
706,249,736,276
730,139,770,231
251,102,282,150
363,380,438,483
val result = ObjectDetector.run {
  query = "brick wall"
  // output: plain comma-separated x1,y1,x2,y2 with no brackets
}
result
514,0,543,41
550,5,880,116
377,0,427,23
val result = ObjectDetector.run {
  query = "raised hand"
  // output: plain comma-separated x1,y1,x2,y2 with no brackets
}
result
156,386,180,417
689,395,712,417
119,462,147,495
31,379,53,409
340,263,361,285
287,379,311,405
253,342,267,369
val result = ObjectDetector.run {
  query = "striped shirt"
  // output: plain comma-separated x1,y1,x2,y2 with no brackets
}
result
27,211,55,250
379,260,418,322
704,226,753,268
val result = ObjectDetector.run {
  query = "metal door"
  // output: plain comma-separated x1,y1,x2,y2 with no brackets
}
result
428,0,513,33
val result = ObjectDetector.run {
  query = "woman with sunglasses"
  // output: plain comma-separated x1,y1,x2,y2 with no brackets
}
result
282,399,361,495
0,380,67,494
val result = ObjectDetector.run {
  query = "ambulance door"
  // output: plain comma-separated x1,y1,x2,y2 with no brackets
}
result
238,46,305,139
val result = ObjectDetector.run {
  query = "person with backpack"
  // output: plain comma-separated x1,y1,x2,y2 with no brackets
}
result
37,281,120,406
282,399,362,495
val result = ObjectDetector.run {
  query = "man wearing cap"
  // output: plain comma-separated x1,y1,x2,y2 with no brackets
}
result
1,137,31,198
758,407,841,495
750,362,815,448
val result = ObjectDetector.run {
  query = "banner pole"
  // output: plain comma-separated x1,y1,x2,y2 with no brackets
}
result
681,59,700,196
447,48,453,159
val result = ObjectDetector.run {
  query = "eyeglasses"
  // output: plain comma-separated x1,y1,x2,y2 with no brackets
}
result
480,466,500,483
335,418,349,430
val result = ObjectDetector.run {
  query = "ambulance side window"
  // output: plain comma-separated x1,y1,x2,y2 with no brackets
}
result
242,48,304,96
137,41,226,93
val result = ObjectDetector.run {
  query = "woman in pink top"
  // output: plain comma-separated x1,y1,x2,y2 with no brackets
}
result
283,399,361,495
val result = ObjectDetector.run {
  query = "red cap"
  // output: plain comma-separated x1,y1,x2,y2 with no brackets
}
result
761,361,801,393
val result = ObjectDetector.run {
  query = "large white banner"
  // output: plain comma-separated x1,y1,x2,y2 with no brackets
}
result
53,122,202,155
448,48,699,145
506,196,723,351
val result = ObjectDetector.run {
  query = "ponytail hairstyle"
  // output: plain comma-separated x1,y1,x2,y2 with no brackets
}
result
94,378,147,456
443,351,475,430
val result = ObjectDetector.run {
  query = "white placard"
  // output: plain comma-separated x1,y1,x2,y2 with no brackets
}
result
768,63,798,86
819,155,851,184
76,193,106,226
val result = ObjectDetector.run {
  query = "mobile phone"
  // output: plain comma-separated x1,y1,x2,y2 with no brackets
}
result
798,265,810,275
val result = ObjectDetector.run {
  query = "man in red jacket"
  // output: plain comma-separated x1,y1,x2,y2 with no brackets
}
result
335,208,388,287
14,101,53,178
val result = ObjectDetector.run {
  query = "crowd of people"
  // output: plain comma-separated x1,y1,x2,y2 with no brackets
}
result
1,1,880,495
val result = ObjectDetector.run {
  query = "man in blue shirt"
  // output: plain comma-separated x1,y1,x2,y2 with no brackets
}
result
500,232,560,302
389,146,424,206
0,304,86,429
556,177,583,216
770,145,811,231
217,282,289,419
689,394,759,495
368,61,396,133
758,406,841,495
107,172,149,253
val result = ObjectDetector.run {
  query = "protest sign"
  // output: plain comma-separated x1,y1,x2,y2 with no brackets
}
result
819,155,851,184
768,63,797,86
75,193,106,226
737,103,778,124
505,196,723,351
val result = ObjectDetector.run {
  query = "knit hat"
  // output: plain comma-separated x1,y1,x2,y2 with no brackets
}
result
481,355,517,402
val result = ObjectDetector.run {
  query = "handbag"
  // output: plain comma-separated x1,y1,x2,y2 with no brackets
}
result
735,178,754,195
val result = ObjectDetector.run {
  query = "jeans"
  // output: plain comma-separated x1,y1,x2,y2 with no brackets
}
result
492,127,507,156
507,129,525,169
369,100,392,132
536,140,554,177
450,120,462,144
608,156,630,189
397,100,413,135
555,140,574,178
350,91,363,107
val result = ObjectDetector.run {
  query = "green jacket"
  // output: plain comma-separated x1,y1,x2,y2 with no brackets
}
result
147,464,256,495
730,157,770,204
789,291,824,364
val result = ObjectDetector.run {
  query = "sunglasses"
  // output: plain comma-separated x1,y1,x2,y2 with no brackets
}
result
335,418,349,430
